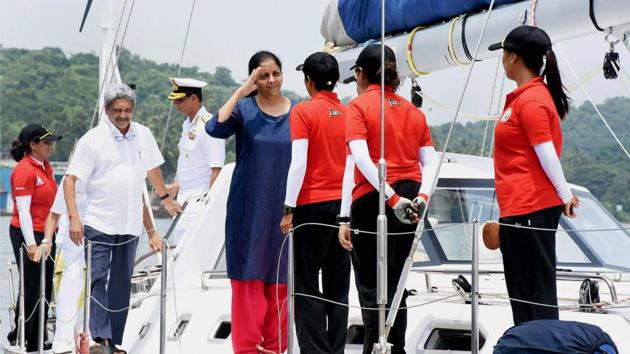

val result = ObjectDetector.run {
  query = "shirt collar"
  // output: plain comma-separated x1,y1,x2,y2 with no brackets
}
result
506,76,544,100
25,156,48,171
365,84,394,94
312,91,339,102
187,106,207,126
102,118,137,141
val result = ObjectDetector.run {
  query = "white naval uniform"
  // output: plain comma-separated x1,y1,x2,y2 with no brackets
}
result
51,178,87,349
172,106,225,248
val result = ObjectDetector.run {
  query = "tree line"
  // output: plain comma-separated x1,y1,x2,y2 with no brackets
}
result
1,46,628,220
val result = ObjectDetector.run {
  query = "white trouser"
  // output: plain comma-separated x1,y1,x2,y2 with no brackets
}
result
53,239,86,343
170,186,208,253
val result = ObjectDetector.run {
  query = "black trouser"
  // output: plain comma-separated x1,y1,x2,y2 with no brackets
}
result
350,180,419,354
8,225,56,351
293,200,350,354
499,205,562,325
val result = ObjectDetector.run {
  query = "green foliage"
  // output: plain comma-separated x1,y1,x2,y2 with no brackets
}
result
0,47,304,178
1,46,627,220
430,98,630,221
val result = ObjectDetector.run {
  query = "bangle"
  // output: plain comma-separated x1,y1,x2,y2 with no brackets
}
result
338,222,350,226
159,192,170,200
41,239,52,245
146,229,156,234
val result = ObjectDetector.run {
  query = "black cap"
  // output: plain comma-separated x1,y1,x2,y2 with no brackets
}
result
343,44,396,84
296,52,340,86
18,124,62,145
488,25,552,56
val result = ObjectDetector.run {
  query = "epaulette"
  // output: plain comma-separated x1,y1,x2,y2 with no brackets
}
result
199,112,212,124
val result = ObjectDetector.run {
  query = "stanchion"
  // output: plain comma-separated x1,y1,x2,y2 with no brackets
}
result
160,240,167,354
38,246,46,354
84,241,92,335
18,247,26,350
471,220,480,354
287,230,295,354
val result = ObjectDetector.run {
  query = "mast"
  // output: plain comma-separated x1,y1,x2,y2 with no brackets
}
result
334,0,630,80
98,0,123,123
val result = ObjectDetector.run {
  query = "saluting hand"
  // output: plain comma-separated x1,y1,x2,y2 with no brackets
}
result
238,67,260,98
280,214,293,235
69,215,84,246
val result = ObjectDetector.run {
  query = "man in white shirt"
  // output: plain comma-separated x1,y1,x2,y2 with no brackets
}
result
63,83,180,354
166,78,225,247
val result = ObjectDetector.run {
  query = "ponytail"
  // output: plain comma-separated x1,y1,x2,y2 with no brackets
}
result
9,139,26,162
542,49,570,120
521,49,570,120
366,61,401,91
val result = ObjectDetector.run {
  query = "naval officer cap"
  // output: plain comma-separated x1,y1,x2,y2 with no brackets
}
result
168,78,208,100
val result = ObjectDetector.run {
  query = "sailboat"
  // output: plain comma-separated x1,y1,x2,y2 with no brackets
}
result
4,0,630,353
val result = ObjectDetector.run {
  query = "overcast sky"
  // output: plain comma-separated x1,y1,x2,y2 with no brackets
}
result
1,0,629,125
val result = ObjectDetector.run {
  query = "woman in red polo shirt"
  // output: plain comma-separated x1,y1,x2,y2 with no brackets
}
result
338,44,438,354
7,123,61,351
488,25,579,325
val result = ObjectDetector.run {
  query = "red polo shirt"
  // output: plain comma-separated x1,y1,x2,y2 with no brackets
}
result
290,91,348,205
10,157,58,232
346,84,433,202
494,76,563,217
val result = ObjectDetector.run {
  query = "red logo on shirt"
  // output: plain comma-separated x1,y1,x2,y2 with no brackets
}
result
387,98,401,107
501,107,512,122
328,108,342,118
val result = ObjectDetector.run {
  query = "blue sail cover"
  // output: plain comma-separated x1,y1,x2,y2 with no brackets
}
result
322,0,522,45
493,320,618,354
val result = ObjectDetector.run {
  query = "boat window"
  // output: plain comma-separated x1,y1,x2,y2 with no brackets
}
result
564,194,630,270
556,227,590,264
426,189,592,265
427,188,502,263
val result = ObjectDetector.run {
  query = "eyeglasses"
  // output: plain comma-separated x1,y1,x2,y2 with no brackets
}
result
113,133,136,142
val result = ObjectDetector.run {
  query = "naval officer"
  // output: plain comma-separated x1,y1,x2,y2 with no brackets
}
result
167,78,225,248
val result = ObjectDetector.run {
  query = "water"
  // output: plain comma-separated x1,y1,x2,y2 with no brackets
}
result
0,214,173,346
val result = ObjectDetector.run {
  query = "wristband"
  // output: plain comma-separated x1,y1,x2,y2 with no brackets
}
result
159,192,170,200
283,204,295,216
337,215,350,224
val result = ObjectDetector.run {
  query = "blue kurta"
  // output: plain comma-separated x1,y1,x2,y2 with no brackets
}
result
206,97,292,283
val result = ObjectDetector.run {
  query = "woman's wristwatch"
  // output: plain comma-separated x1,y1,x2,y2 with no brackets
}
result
41,239,52,245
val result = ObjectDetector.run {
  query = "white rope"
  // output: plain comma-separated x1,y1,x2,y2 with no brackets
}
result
480,57,502,156
89,293,160,313
160,0,198,152
556,45,630,159
294,292,461,311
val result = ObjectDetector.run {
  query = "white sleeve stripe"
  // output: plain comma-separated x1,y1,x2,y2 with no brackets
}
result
284,139,309,207
419,146,438,197
533,142,572,204
348,140,395,199
339,155,355,217
16,196,36,246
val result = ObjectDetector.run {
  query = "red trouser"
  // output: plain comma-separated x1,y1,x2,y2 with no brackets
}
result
231,280,288,354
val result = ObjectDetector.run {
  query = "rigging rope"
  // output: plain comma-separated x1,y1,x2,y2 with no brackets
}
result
480,57,502,156
406,26,430,76
160,0,198,152
557,45,630,160
87,0,135,129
